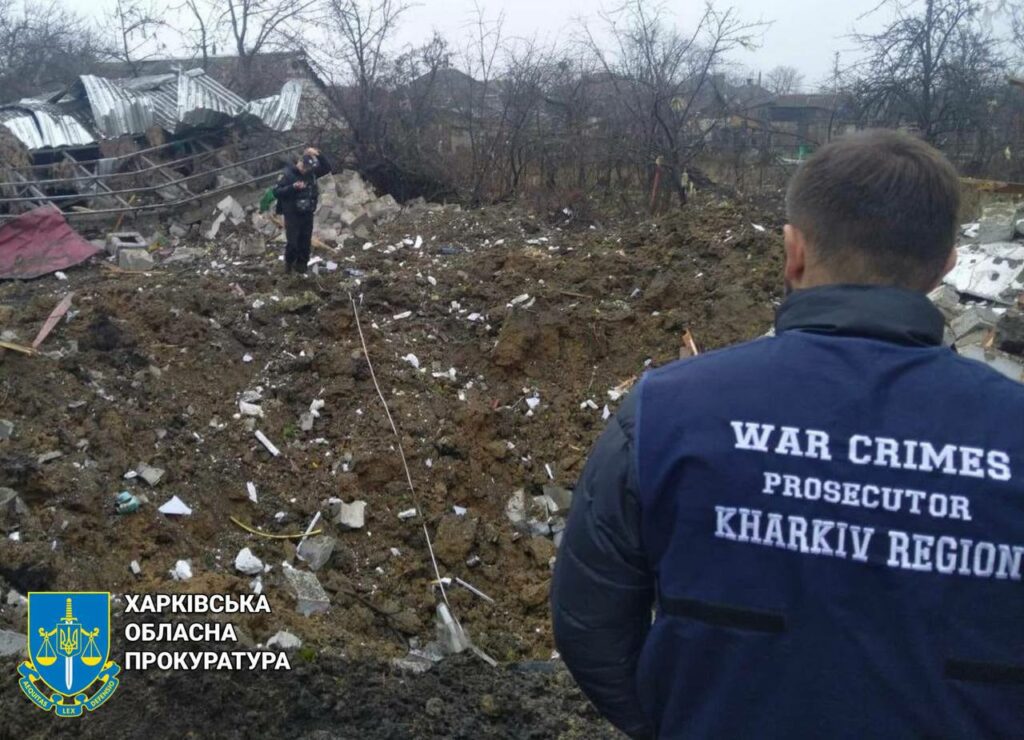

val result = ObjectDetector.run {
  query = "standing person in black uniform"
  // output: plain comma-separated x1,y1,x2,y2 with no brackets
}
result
273,146,332,273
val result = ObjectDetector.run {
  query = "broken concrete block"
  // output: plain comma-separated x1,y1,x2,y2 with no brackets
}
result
505,489,527,525
283,564,330,616
996,310,1024,355
235,547,264,575
336,500,366,530
297,535,336,571
367,195,401,223
977,203,1020,244
927,284,961,317
168,223,188,239
119,248,154,271
951,306,998,342
238,239,266,257
0,487,28,526
105,231,147,256
266,630,302,651
960,344,1024,382
543,485,573,515
136,462,165,487
0,628,26,658
299,412,315,432
164,248,202,264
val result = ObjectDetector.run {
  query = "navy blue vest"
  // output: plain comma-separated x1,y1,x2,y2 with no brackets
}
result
634,288,1024,737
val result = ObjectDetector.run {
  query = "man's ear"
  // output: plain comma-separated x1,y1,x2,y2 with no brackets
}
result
784,224,809,290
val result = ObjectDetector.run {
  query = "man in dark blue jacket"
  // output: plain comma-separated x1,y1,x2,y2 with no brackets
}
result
273,146,332,273
551,130,1024,738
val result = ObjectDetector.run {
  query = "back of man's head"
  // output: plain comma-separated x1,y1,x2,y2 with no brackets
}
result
785,129,961,292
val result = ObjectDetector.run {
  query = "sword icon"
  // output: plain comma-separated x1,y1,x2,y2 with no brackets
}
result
57,598,81,691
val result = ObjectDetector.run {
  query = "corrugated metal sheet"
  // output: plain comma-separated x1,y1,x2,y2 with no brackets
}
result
177,68,248,130
3,67,301,150
79,75,154,138
246,79,303,131
0,105,93,149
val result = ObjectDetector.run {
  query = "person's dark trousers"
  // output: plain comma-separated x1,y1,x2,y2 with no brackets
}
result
284,213,315,272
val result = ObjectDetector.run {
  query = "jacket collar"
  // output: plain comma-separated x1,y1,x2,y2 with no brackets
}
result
775,284,945,348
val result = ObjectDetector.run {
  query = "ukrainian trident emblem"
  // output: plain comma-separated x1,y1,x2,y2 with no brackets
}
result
18,592,120,716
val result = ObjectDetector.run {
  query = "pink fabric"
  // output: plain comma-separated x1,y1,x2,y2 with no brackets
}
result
0,206,101,279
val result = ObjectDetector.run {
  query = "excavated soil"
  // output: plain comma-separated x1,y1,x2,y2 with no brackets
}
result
0,195,783,736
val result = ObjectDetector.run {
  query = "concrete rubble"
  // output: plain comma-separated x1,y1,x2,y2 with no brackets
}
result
283,563,330,616
266,630,302,651
0,628,26,657
297,534,336,570
931,211,1024,382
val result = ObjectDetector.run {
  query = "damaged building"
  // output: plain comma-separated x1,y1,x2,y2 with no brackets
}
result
0,58,330,224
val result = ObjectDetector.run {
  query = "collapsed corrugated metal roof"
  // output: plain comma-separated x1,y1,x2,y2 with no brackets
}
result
0,67,303,151
0,104,94,150
245,80,304,132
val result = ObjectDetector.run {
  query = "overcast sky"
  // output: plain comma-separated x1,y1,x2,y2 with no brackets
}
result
60,0,934,88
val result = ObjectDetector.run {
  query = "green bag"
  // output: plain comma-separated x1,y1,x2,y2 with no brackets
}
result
258,187,276,213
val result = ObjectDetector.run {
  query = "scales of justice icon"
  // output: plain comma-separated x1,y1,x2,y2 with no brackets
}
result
34,597,102,691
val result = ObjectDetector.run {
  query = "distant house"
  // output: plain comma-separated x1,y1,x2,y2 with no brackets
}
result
749,93,855,156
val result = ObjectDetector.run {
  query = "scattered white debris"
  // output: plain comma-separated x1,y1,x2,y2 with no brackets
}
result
453,506,467,517
309,399,325,417
170,560,193,581
393,311,412,320
235,547,264,575
602,405,611,421
242,353,254,363
427,275,437,286
608,388,625,401
751,223,766,232
54,271,68,281
158,496,192,516
580,399,599,410
9,532,19,542
545,463,554,480
239,401,264,418
246,482,258,503
267,630,302,651
414,235,423,250
509,293,531,307
402,353,420,369
255,430,281,457
130,560,141,576
526,396,541,411
398,508,417,520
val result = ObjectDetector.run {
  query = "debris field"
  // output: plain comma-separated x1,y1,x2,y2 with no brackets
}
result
0,172,785,733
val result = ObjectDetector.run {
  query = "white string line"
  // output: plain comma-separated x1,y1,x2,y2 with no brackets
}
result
348,294,453,612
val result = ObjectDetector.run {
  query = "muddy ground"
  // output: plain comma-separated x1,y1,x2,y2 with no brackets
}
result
0,194,783,736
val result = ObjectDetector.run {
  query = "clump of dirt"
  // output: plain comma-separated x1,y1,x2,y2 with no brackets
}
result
0,193,783,732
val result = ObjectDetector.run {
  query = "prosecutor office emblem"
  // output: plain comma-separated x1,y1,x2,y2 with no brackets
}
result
18,592,121,716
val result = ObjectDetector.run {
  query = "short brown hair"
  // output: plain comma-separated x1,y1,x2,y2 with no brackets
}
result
786,129,960,290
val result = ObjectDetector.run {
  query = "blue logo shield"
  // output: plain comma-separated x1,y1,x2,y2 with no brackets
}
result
19,592,119,715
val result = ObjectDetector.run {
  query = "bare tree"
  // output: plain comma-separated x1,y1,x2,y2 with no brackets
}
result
850,0,1003,144
178,0,321,92
581,0,767,207
104,0,167,75
764,65,804,95
0,0,101,101
323,0,408,159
